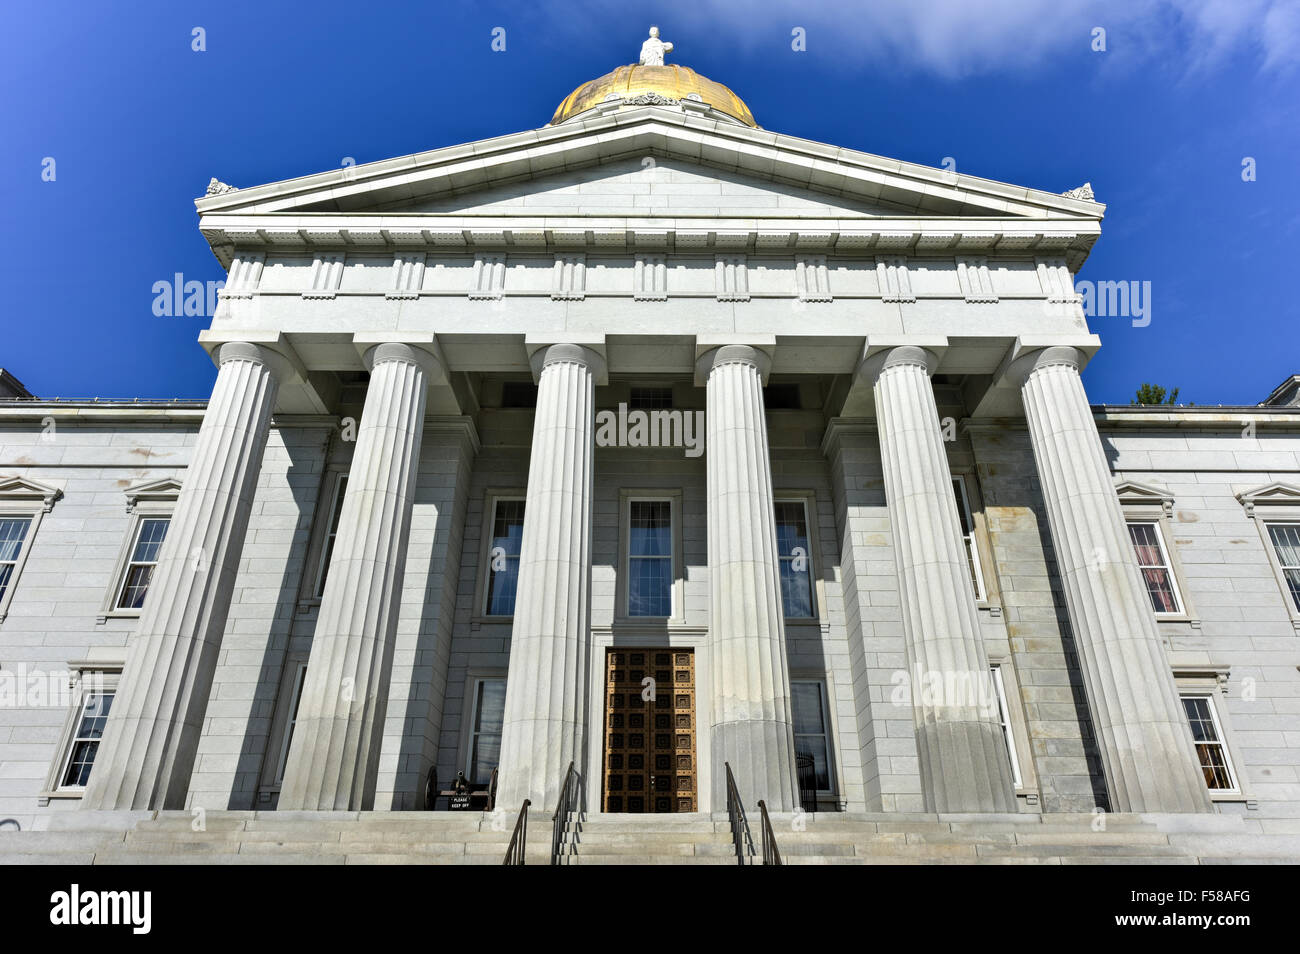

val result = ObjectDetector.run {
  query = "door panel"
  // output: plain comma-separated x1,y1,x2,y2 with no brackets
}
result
603,648,696,812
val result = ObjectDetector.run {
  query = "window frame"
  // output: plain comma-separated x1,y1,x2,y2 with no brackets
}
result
42,663,122,801
789,676,838,799
463,674,507,787
617,490,684,624
1180,693,1238,794
774,494,821,621
1116,481,1197,624
311,472,349,601
989,664,1022,788
0,475,60,623
256,651,309,801
1262,521,1300,619
474,490,527,621
99,478,180,623
1125,518,1185,617
951,474,990,604
296,467,349,613
985,654,1038,800
1173,667,1249,803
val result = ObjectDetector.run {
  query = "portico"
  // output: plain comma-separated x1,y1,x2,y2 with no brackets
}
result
66,34,1216,822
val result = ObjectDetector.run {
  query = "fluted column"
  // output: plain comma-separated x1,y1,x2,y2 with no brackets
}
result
495,344,600,810
867,346,1018,813
82,342,290,810
278,343,437,810
1017,347,1210,812
702,345,798,810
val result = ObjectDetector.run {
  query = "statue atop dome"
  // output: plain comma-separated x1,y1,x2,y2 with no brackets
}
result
639,26,673,66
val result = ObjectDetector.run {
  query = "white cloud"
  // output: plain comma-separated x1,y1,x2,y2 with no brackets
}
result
580,0,1300,78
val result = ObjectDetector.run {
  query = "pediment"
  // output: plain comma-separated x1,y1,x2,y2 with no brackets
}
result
1114,479,1175,514
0,475,63,512
387,156,915,217
1236,481,1300,517
123,476,183,511
197,109,1104,224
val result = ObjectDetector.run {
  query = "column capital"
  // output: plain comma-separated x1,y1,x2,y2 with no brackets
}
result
215,340,299,385
362,341,443,380
695,344,771,383
1008,345,1084,387
857,344,940,386
528,342,607,383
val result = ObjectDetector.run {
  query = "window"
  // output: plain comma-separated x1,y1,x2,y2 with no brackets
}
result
990,665,1022,788
628,499,672,616
791,680,835,793
313,475,348,599
952,477,986,601
1181,695,1238,792
1126,521,1182,614
1265,523,1300,612
0,517,32,604
0,475,60,621
775,500,816,618
484,498,525,616
59,687,116,789
629,386,672,410
467,677,506,786
115,517,170,609
272,662,308,786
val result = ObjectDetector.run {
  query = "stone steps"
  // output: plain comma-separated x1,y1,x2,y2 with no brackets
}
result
1,808,1291,865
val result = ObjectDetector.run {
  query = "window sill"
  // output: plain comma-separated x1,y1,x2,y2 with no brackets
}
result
1208,790,1249,804
470,615,515,626
39,790,84,801
96,610,142,624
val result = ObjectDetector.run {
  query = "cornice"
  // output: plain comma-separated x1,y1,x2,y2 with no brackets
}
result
200,219,1095,271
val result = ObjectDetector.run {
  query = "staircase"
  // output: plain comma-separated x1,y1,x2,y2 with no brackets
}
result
1,809,1295,864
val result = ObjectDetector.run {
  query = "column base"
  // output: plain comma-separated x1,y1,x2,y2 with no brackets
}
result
712,720,798,811
917,720,1020,813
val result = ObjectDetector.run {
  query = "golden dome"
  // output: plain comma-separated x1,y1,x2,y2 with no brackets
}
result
549,63,757,128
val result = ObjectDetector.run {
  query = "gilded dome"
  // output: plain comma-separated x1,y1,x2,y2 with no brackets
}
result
550,63,757,128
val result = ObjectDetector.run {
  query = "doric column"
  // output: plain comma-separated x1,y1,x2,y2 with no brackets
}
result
1017,347,1210,812
82,342,291,810
278,343,438,810
701,345,798,810
495,344,600,811
866,346,1018,813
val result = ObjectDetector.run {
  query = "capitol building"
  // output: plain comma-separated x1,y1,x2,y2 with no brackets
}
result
1,31,1297,864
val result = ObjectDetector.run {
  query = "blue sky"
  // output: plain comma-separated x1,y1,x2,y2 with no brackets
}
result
2,0,1296,405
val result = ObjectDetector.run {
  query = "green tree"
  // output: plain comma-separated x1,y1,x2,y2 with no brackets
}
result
1132,383,1180,405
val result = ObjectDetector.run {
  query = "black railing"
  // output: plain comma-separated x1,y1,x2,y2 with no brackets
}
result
757,800,783,866
551,761,583,865
502,798,530,865
723,762,756,865
796,751,818,812
424,767,438,810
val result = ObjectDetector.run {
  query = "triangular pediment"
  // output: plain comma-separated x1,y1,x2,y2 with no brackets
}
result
0,475,63,511
388,156,915,217
1114,479,1174,514
123,476,183,511
197,108,1104,223
1237,481,1300,516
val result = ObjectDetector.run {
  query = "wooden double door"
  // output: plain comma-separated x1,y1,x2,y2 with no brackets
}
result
602,648,697,813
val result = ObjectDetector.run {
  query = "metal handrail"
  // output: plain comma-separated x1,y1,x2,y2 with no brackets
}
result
551,761,582,865
502,799,530,865
723,762,756,865
424,767,438,810
757,800,783,866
